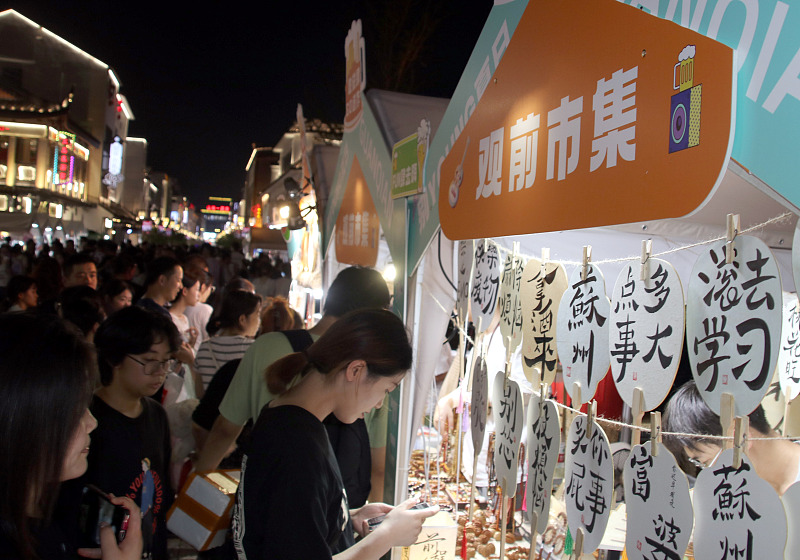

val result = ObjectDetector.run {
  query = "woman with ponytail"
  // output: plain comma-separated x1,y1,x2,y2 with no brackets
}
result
195,290,262,390
231,308,437,560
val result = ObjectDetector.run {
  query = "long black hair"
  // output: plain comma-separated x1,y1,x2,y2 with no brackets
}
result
0,314,96,559
266,308,412,394
206,290,262,336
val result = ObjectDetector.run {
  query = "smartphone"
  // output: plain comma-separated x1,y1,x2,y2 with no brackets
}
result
367,502,432,531
79,484,131,546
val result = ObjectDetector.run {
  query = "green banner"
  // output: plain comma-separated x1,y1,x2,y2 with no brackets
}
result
391,132,424,199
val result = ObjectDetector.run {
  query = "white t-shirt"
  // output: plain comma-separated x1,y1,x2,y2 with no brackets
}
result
184,302,213,354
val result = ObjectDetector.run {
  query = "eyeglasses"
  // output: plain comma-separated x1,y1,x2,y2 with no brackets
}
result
686,447,722,470
127,355,176,376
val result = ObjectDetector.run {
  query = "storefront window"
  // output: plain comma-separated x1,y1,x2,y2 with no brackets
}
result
15,137,37,184
0,138,8,184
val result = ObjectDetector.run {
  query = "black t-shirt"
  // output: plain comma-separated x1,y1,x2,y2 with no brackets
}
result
0,521,74,560
83,395,173,560
231,405,354,559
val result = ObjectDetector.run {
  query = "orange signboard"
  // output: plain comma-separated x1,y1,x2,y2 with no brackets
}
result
335,156,380,267
439,0,734,240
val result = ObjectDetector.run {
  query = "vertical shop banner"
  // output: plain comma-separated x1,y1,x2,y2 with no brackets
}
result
344,19,366,133
391,132,422,199
407,0,529,274
334,157,380,267
438,0,735,240
324,94,406,267
622,0,800,219
296,104,312,190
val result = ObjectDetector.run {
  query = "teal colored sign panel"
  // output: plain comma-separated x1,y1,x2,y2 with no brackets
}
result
620,0,800,210
406,0,530,275
323,92,407,270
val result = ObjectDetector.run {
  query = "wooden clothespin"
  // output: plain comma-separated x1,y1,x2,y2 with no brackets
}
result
586,400,596,440
725,213,740,264
733,416,749,468
572,527,585,560
640,239,652,282
504,335,513,390
720,392,735,450
539,381,548,416
631,387,646,447
541,248,550,275
572,382,582,410
651,411,662,457
581,246,592,281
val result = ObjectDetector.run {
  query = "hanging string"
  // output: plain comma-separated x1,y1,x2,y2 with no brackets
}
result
419,282,799,443
489,211,795,266
421,211,800,443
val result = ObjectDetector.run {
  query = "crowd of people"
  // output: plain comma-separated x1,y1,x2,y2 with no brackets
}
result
0,236,437,560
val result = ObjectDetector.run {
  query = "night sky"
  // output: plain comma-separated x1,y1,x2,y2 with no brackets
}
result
1,1,493,205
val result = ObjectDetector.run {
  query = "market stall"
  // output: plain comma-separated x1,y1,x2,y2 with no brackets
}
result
393,0,800,558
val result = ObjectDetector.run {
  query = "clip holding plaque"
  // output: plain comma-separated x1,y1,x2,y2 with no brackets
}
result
651,411,662,457
725,213,740,264
733,416,748,469
640,239,652,282
581,246,592,281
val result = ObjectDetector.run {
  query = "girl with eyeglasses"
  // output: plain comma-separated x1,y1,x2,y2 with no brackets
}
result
86,306,182,560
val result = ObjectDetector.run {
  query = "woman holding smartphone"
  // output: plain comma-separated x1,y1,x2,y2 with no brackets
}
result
232,308,438,560
0,313,142,560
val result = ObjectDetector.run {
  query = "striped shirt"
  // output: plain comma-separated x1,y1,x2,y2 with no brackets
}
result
195,335,255,389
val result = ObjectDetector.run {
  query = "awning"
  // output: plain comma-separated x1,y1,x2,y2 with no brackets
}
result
249,227,287,251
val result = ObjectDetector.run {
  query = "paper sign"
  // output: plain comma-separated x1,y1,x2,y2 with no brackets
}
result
609,259,685,411
520,258,567,385
778,294,800,402
492,373,523,496
565,415,613,553
498,253,524,352
470,239,501,333
557,264,611,404
686,236,783,416
782,482,800,560
526,393,560,534
470,355,488,453
456,240,474,326
693,449,787,560
623,443,693,560
334,157,380,267
438,0,735,240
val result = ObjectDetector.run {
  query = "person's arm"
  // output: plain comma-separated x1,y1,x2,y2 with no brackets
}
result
368,447,386,503
192,414,242,472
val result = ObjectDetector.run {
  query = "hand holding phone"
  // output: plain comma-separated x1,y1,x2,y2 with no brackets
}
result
367,501,432,530
81,485,131,545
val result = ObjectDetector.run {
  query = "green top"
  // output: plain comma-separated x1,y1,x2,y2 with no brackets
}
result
218,331,388,448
